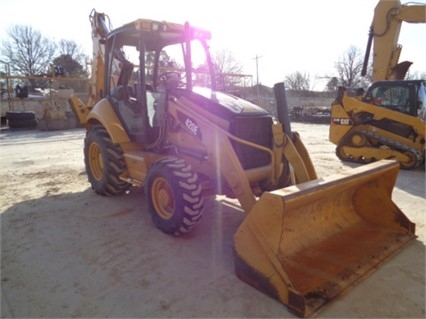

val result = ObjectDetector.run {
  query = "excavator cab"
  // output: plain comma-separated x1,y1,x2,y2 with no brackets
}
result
362,80,425,117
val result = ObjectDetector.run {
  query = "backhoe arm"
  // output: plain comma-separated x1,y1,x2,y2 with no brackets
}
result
87,10,111,107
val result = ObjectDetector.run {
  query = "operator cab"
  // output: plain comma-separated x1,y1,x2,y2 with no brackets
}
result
103,19,214,144
417,82,426,120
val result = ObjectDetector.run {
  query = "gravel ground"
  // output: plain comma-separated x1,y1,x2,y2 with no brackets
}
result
0,124,424,318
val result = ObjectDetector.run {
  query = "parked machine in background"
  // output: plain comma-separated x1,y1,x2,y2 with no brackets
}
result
329,0,425,169
330,79,425,169
69,10,416,317
0,63,80,130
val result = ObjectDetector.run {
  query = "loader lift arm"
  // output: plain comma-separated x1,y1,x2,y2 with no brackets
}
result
274,83,317,184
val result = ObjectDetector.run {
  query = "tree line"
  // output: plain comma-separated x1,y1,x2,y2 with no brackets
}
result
0,25,89,93
1,24,424,95
284,45,425,92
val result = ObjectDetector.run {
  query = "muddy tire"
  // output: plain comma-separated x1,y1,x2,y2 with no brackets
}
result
145,157,204,235
84,125,130,195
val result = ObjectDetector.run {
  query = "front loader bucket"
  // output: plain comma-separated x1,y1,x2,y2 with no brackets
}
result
233,160,415,318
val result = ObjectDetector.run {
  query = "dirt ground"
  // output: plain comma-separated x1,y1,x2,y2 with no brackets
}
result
0,123,425,318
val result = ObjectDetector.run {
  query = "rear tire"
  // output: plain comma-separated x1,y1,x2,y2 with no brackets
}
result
145,157,204,235
84,125,130,195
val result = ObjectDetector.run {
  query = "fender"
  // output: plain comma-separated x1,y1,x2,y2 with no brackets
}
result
87,98,130,144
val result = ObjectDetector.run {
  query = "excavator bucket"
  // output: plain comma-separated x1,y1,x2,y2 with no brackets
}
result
234,159,415,318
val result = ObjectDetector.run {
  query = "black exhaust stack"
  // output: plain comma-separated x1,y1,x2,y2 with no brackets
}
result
274,82,293,140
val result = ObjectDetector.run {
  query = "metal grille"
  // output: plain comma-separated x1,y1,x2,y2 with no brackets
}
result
230,115,273,170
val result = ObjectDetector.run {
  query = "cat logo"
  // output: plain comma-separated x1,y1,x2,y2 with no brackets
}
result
331,117,352,125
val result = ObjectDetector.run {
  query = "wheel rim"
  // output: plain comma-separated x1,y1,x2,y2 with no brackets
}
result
88,142,103,180
152,177,174,220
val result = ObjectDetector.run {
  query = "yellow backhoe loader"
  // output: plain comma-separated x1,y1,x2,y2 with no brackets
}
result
69,10,416,317
329,0,425,169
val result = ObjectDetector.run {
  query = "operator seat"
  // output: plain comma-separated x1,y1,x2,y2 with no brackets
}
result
153,73,181,126
110,84,146,135
111,86,136,108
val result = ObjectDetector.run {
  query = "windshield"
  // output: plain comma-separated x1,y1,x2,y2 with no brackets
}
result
365,84,412,115
107,35,213,94
107,44,184,92
418,82,426,120
150,38,213,91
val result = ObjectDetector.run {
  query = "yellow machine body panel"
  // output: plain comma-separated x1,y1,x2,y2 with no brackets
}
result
86,98,131,144
234,160,415,317
329,104,352,145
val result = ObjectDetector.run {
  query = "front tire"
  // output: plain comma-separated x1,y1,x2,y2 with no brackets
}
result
145,157,204,235
84,125,130,195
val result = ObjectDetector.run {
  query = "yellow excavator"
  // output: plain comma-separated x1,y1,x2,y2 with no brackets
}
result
69,10,416,317
329,0,425,169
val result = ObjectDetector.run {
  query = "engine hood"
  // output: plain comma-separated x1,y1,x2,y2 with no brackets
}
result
179,87,270,119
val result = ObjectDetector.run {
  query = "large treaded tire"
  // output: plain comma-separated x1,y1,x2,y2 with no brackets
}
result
6,111,37,129
145,157,204,235
84,125,130,195
5,111,35,120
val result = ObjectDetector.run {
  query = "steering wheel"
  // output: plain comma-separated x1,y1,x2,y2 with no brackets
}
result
158,71,181,82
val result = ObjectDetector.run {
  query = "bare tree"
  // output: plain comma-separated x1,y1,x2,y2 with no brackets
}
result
284,71,310,91
211,48,243,90
1,25,56,78
57,39,88,66
335,46,367,89
406,70,426,80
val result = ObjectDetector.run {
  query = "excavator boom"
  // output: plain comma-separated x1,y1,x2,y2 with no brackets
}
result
362,0,426,81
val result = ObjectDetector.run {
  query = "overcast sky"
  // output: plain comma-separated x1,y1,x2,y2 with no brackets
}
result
1,0,425,90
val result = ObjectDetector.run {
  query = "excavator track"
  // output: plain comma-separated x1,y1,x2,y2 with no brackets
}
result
336,129,423,169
